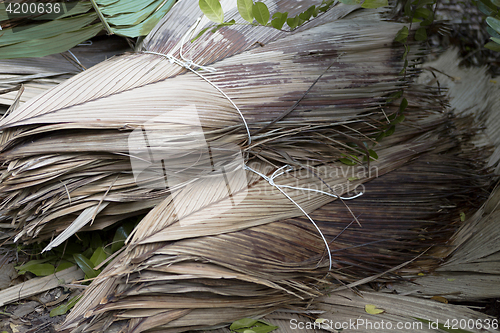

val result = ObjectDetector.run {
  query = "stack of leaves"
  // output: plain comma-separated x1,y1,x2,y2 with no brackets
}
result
0,0,176,59
59,111,491,332
0,0,496,332
0,0,417,247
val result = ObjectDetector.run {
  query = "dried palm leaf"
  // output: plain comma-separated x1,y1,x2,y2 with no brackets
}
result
0,36,132,112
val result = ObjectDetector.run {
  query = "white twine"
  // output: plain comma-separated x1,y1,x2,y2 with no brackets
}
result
244,164,363,271
143,18,252,144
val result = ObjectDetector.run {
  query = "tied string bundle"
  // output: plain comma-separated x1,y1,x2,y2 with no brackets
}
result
142,18,364,271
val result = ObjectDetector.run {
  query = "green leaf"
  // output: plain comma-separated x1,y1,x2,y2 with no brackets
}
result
230,318,278,333
340,154,360,165
339,158,357,166
191,26,212,42
419,13,434,26
82,248,94,259
492,0,500,6
394,26,409,42
253,2,270,25
460,212,466,222
271,12,288,30
16,258,54,275
312,5,320,17
399,97,408,112
368,149,378,160
365,304,385,314
237,0,254,23
230,318,259,330
402,58,409,70
414,7,432,19
90,233,103,249
404,0,412,16
485,41,500,51
299,5,316,20
56,262,75,272
375,132,385,142
286,16,299,29
392,114,405,124
90,247,108,267
0,13,98,47
21,263,56,277
50,295,81,317
415,27,427,41
111,222,135,252
385,125,396,136
339,0,361,4
110,0,176,37
245,326,278,333
104,0,169,26
387,91,403,102
361,0,388,8
363,149,378,162
211,19,236,33
487,17,500,35
73,254,100,279
199,0,224,23
491,36,500,44
319,0,335,12
477,0,497,15
0,23,103,59
487,26,500,39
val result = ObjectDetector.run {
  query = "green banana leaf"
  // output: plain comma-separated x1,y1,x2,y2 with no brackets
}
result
0,0,176,59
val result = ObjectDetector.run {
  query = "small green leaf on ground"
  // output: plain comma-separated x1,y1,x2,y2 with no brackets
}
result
56,262,75,272
16,258,56,276
231,318,259,330
365,304,384,314
90,247,108,267
73,254,100,279
230,318,278,333
111,222,135,252
50,294,81,317
20,263,55,276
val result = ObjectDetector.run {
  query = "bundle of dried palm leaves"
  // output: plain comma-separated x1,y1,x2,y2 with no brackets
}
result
0,0,497,332
0,0,418,246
